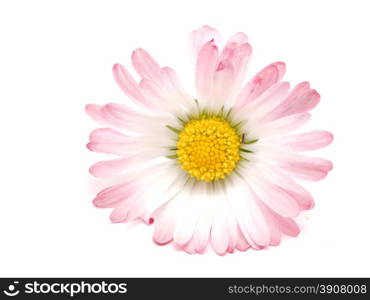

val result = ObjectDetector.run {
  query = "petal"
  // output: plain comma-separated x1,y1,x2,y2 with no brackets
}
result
86,139,162,156
256,162,315,210
110,204,129,223
142,172,189,222
112,63,152,108
128,165,185,223
235,226,250,251
89,152,162,177
279,130,334,151
153,188,195,246
211,61,236,109
85,104,104,123
101,103,172,135
138,68,192,113
227,32,248,44
189,25,222,63
245,167,301,218
258,200,282,246
264,82,320,122
235,61,286,108
219,41,252,88
182,185,212,253
242,81,291,122
138,78,169,107
93,181,141,208
195,41,219,103
211,216,229,255
256,113,311,137
273,213,300,237
226,214,238,253
89,128,127,144
162,67,193,105
264,202,300,237
259,200,299,239
153,211,176,245
92,165,163,208
131,48,162,81
110,193,145,223
172,190,200,246
161,67,193,109
89,157,135,177
266,152,333,181
226,176,271,247
130,48,192,112
210,192,231,255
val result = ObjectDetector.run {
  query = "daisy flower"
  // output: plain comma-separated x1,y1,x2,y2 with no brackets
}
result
86,25,333,255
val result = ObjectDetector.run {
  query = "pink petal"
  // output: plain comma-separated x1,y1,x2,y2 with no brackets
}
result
219,41,252,74
235,61,286,108
86,128,149,156
258,113,311,137
227,32,248,44
131,48,162,82
246,81,290,121
279,130,334,151
244,185,272,247
173,212,198,247
99,103,159,133
211,214,229,255
138,67,191,111
85,104,104,123
89,128,127,144
162,67,193,108
257,163,315,210
98,105,128,129
218,42,252,101
153,214,175,245
110,205,129,223
277,154,333,181
189,25,221,62
258,201,282,246
162,67,190,97
89,153,158,177
110,192,149,223
104,103,138,122
94,188,136,209
195,41,219,101
227,179,271,247
87,141,140,156
112,63,152,108
274,215,300,237
89,157,132,177
139,78,166,105
226,216,238,253
264,82,320,121
235,227,250,252
190,217,212,254
110,197,137,223
248,174,300,218
93,178,142,208
267,205,300,237
259,201,300,238
212,61,236,105
184,187,213,254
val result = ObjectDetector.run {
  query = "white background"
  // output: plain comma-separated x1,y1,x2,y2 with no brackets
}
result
0,0,369,277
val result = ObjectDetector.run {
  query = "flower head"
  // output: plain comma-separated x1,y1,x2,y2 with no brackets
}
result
86,25,333,255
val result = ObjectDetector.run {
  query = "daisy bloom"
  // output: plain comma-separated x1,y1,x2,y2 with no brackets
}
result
86,25,333,255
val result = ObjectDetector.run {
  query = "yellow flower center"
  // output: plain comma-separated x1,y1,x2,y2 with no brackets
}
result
177,117,241,182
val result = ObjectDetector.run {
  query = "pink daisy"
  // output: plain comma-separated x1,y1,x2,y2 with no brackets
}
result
86,25,333,255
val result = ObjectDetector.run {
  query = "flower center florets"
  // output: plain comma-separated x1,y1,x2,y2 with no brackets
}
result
177,117,241,182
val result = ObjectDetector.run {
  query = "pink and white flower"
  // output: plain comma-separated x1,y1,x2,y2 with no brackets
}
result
86,25,333,255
